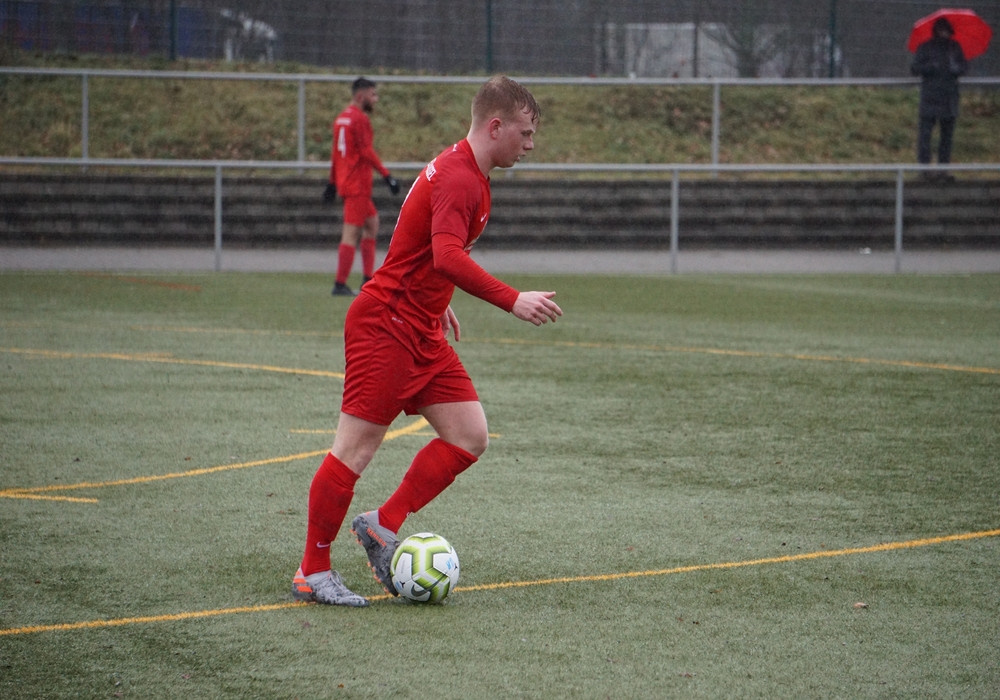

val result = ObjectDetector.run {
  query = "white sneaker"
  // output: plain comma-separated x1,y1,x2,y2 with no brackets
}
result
291,568,368,607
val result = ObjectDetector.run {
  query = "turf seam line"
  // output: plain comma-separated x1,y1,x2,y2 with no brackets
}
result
2,527,997,637
0,419,429,502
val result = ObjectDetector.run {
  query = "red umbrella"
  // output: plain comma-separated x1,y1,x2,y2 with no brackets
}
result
907,8,993,60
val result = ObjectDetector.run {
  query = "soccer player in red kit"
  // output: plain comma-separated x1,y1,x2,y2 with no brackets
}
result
325,77,400,297
292,76,563,606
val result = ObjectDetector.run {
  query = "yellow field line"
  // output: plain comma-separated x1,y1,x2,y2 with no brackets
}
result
132,325,342,339
0,347,345,379
6,338,997,378
0,492,100,504
459,528,1000,592
0,419,430,503
0,603,307,636
482,338,1000,375
0,346,340,502
0,451,327,500
3,527,996,637
7,320,993,376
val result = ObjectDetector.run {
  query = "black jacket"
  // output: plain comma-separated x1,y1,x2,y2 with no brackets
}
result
911,37,968,119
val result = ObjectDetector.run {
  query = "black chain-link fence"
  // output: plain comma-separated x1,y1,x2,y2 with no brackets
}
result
2,0,997,77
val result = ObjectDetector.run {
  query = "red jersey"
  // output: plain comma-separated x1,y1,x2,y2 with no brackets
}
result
329,104,389,198
361,139,519,344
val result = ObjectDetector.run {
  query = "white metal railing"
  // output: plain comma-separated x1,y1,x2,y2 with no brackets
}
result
4,69,998,272
3,67,1000,169
3,155,998,274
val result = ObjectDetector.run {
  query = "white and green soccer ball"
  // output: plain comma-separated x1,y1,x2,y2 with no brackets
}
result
390,532,460,603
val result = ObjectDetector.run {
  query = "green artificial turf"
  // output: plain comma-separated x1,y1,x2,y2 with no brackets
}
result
1,271,998,698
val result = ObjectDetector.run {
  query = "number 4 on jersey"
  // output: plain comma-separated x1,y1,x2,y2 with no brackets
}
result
337,126,348,158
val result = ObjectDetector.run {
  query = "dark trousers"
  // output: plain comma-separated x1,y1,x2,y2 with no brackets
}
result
917,115,956,164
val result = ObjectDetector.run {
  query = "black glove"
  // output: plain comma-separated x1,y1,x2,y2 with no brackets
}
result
322,182,337,203
384,175,400,195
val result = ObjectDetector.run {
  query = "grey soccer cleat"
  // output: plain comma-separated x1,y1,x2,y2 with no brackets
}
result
291,567,369,607
350,511,400,596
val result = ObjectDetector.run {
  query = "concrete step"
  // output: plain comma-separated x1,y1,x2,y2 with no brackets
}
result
1,173,997,248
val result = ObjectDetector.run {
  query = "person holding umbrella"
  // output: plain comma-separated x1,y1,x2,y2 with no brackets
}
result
908,8,992,181
910,16,968,181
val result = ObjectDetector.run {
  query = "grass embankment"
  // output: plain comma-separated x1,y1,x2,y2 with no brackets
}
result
2,52,1000,168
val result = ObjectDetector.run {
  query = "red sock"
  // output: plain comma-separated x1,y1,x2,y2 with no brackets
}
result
360,239,376,279
301,453,359,576
378,438,477,533
335,243,355,285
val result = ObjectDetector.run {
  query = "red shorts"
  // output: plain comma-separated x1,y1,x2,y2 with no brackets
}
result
341,293,478,426
342,196,377,227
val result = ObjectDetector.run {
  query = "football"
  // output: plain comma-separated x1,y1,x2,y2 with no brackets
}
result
390,532,460,603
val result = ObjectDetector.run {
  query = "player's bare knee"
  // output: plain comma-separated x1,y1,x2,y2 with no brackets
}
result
474,433,489,457
461,431,489,458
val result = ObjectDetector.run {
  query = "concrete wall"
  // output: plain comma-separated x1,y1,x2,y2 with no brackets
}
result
2,173,997,250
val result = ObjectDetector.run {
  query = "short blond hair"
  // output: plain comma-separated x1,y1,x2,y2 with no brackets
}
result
471,76,540,127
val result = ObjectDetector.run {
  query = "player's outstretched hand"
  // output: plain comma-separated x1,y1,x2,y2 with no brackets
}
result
512,291,562,326
322,182,337,203
441,306,461,341
384,175,400,195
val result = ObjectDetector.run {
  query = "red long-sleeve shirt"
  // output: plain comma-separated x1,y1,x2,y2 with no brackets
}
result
361,139,519,348
329,104,389,198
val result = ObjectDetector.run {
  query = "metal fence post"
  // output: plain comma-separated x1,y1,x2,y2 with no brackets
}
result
214,165,223,272
894,169,904,273
711,81,721,177
670,169,680,274
81,74,89,169
297,78,306,173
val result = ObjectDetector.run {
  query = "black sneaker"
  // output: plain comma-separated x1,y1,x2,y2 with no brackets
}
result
332,282,356,297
